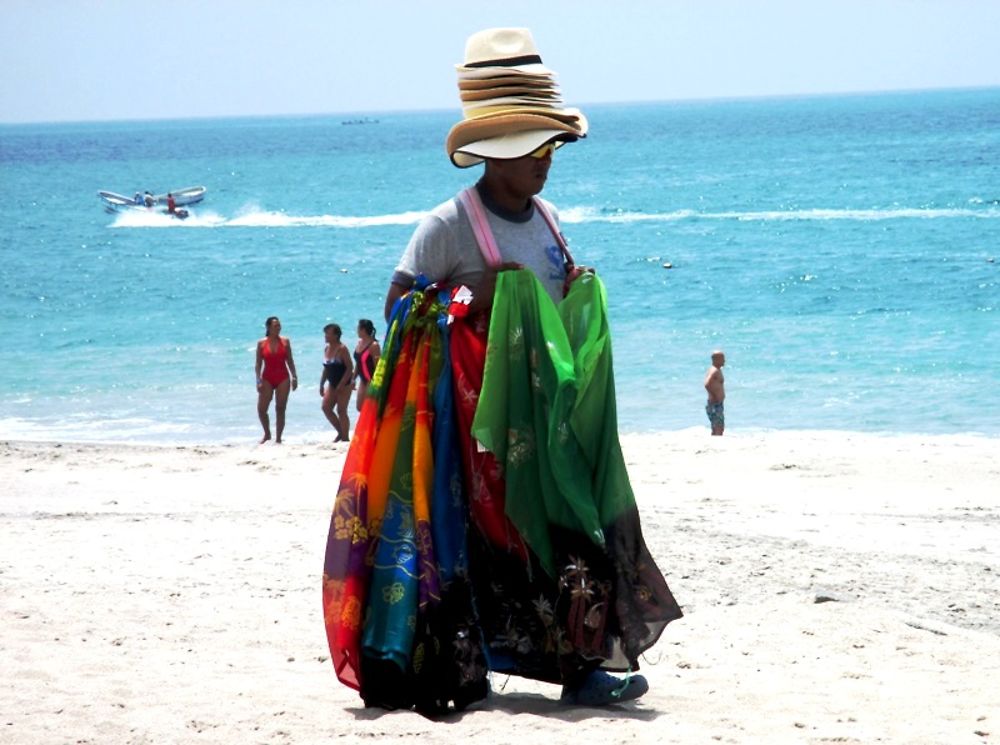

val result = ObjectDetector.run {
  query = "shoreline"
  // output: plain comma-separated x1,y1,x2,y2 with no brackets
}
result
2,424,998,449
2,430,998,743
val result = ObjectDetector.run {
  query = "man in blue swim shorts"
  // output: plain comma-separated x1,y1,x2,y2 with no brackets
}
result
704,350,726,436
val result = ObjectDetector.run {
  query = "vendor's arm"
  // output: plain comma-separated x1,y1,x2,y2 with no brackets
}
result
384,282,408,322
384,211,462,321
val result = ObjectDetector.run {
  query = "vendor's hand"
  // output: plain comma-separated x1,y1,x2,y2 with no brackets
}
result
291,378,298,392
469,262,523,313
567,265,595,284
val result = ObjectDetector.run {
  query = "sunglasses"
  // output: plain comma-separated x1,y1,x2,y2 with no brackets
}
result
528,142,556,159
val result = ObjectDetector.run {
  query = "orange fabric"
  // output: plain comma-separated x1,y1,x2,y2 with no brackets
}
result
322,335,416,690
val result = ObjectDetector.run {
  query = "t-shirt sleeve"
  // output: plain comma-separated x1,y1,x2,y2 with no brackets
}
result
391,212,460,288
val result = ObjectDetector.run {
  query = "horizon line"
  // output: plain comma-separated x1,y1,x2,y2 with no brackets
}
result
2,83,998,127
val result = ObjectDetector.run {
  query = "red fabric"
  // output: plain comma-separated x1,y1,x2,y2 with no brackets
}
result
448,312,528,562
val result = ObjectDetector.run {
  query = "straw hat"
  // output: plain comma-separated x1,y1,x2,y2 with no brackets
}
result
457,27,555,75
446,28,588,168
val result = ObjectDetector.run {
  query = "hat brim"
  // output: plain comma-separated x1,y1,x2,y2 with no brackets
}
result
462,97,569,113
448,127,581,168
461,86,561,102
459,105,584,126
458,75,559,91
447,111,589,167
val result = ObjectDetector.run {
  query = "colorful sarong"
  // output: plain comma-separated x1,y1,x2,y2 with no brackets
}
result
322,271,682,713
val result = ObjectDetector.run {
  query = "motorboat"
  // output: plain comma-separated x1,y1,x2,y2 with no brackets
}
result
99,185,206,218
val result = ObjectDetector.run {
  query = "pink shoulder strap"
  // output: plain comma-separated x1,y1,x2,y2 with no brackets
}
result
458,187,502,268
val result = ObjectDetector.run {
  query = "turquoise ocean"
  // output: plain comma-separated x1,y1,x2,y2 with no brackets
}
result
1,88,998,443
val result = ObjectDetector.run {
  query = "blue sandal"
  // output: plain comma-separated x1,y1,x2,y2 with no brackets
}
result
560,670,649,706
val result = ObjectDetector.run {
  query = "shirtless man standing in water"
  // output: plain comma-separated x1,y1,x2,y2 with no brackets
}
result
704,350,726,436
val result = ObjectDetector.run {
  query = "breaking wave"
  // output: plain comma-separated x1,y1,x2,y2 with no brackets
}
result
559,206,1000,224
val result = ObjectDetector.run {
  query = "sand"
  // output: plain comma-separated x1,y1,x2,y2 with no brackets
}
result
2,430,998,744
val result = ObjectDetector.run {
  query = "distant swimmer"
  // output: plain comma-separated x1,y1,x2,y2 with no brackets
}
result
704,350,726,436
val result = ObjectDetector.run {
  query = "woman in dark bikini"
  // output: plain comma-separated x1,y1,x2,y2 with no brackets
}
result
353,318,381,412
321,323,354,442
255,316,298,444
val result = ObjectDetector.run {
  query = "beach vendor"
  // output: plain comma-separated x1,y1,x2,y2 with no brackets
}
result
322,27,682,714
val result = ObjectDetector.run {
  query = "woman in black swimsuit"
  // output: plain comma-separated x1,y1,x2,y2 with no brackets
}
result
320,323,354,442
353,319,381,412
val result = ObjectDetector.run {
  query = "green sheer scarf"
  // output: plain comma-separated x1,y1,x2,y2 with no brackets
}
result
470,270,638,577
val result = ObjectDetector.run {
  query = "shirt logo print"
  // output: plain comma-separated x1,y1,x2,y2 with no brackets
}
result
545,243,564,280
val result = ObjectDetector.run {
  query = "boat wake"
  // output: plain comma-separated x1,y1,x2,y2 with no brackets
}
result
109,205,1000,229
110,210,227,228
109,208,427,229
225,209,428,228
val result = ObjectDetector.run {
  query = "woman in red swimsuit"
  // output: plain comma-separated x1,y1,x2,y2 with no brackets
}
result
255,316,298,443
353,318,381,412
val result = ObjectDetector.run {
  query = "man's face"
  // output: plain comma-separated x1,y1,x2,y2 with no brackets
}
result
492,149,552,200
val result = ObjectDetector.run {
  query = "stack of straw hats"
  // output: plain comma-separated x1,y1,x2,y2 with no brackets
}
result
446,28,589,168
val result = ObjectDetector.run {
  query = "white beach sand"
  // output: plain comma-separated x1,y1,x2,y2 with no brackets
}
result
2,430,998,744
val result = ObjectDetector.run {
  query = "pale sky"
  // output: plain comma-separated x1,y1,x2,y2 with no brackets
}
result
2,0,999,123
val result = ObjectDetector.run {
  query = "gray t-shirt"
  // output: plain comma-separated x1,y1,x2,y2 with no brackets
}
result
392,188,567,303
